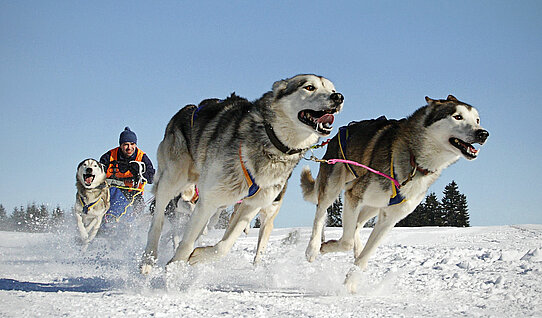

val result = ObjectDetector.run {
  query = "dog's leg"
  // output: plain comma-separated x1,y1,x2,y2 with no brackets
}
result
320,189,362,254
305,186,343,262
344,206,407,293
253,199,282,265
75,213,89,243
353,206,380,258
141,172,188,274
85,218,101,243
168,195,223,265
188,202,260,265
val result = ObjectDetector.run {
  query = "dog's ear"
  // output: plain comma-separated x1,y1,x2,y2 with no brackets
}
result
272,79,289,98
447,95,458,102
425,96,436,106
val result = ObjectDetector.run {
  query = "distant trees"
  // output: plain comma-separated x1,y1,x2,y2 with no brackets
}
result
397,180,470,227
320,180,471,228
326,194,343,227
1,202,68,232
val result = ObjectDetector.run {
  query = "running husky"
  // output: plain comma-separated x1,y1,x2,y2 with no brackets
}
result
74,159,110,250
301,95,489,293
141,74,344,273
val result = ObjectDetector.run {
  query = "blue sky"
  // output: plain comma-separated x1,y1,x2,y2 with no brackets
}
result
1,1,541,228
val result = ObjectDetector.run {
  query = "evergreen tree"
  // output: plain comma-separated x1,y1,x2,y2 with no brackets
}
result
0,204,6,221
37,204,50,231
51,205,65,229
11,206,27,231
253,216,261,228
441,181,470,227
0,204,7,230
215,207,232,229
364,216,376,228
424,192,443,226
326,194,343,227
396,202,425,227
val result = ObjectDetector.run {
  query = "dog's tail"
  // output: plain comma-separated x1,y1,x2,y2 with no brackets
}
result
300,165,318,204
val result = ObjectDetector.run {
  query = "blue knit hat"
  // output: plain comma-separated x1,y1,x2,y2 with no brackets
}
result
119,126,137,145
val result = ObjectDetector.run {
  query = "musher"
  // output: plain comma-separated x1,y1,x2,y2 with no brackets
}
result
100,127,155,221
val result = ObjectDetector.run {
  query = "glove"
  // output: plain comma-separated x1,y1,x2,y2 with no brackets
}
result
129,161,147,183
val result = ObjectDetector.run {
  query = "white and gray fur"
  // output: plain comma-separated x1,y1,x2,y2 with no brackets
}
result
74,158,110,251
141,74,344,273
300,95,489,293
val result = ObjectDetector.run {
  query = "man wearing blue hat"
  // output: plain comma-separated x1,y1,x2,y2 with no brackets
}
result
100,127,155,216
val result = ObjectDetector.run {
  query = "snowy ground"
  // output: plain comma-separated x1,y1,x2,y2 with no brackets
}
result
1,216,541,317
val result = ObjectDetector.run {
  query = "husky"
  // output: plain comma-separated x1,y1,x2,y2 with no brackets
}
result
74,159,110,250
300,95,489,293
140,74,344,274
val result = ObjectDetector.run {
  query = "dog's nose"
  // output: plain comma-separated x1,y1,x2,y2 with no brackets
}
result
86,167,93,174
330,92,344,105
476,129,489,143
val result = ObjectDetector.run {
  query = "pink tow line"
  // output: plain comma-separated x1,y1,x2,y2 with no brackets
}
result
325,158,402,189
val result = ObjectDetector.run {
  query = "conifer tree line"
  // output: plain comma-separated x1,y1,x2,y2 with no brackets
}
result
0,203,67,232
326,180,470,227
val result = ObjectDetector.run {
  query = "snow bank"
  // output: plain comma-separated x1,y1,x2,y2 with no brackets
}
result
1,219,541,317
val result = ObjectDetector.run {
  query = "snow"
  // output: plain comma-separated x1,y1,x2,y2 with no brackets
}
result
1,218,541,317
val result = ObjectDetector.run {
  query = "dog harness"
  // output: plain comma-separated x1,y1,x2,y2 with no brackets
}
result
338,126,360,178
337,121,406,206
78,195,104,214
238,145,260,198
389,154,407,206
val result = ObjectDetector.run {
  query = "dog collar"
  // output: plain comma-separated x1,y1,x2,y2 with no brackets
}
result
264,121,306,155
400,151,434,186
409,151,433,176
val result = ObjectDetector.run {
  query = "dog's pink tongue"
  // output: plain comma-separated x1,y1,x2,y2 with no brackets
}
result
317,114,334,124
85,176,93,184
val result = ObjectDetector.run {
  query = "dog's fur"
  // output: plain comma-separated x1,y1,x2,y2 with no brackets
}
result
301,95,489,293
74,159,110,250
141,74,344,273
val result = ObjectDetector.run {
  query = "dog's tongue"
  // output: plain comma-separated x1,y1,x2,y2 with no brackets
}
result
85,176,93,184
316,113,334,125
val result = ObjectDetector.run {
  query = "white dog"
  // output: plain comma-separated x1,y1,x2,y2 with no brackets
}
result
74,158,110,250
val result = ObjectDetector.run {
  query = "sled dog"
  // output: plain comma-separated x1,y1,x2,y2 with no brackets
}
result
301,95,489,293
141,74,344,273
74,159,110,250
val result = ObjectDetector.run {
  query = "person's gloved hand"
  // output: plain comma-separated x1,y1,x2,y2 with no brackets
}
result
128,161,144,177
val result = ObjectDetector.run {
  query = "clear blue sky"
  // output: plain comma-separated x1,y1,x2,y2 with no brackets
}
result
1,1,541,227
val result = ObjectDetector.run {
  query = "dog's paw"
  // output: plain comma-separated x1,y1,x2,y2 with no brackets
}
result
188,246,220,265
140,254,157,275
140,263,154,275
344,266,361,294
305,243,320,263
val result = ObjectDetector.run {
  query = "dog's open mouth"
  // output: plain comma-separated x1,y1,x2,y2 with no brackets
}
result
83,173,95,186
449,137,478,159
298,110,336,135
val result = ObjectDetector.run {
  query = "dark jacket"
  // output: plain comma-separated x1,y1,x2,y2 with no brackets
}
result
100,147,155,185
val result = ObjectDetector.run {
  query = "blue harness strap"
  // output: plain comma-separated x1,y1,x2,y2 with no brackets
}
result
78,195,100,214
389,154,406,206
239,145,260,198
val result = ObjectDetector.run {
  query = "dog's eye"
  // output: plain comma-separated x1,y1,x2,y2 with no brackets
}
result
453,114,463,120
304,85,316,92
